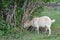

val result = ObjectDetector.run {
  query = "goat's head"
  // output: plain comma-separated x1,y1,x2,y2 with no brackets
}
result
23,20,31,28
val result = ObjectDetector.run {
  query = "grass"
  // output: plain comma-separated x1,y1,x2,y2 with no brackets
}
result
19,7,60,40
0,7,60,40
2,30,60,40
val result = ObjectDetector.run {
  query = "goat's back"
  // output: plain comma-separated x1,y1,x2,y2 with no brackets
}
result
31,16,52,27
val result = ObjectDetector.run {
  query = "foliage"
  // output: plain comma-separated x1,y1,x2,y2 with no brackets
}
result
0,0,60,40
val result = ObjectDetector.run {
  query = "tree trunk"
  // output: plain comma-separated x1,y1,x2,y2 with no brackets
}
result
21,0,42,27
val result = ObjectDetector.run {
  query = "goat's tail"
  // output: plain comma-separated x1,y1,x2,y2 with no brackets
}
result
51,19,55,23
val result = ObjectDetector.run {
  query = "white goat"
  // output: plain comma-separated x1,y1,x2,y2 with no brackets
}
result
24,16,55,35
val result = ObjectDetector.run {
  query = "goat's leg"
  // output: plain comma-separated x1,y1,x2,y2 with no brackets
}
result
48,27,51,36
36,27,39,34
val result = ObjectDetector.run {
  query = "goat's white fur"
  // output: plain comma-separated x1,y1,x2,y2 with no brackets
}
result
24,16,55,35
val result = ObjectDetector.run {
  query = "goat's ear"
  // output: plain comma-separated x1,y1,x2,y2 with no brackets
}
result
27,20,30,22
27,20,29,21
24,20,29,23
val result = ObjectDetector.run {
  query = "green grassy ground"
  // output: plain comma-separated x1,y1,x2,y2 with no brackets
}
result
1,7,60,40
19,7,60,40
